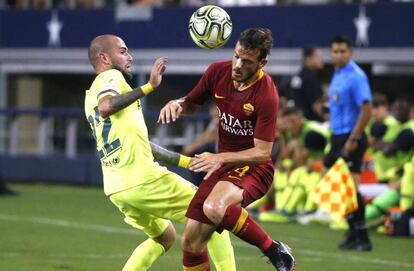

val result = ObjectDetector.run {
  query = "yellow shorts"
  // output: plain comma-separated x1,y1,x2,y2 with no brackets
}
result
109,171,196,239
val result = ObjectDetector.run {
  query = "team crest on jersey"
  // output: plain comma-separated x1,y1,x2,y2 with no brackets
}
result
104,78,116,89
243,103,254,116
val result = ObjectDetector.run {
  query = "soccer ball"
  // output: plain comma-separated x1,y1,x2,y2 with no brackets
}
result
188,5,232,49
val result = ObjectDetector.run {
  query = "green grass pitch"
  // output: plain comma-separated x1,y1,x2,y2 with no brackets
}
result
1,184,413,271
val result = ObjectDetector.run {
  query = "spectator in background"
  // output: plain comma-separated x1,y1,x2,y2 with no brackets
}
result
380,97,414,159
218,0,275,7
125,0,156,6
324,35,372,251
289,46,324,122
367,93,401,182
258,106,329,223
367,93,399,152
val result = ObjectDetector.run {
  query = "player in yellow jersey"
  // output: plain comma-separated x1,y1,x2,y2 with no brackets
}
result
85,34,236,271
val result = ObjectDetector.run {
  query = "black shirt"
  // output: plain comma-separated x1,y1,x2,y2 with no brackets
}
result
290,67,323,121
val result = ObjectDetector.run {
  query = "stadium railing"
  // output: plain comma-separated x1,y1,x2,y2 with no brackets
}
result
0,107,209,184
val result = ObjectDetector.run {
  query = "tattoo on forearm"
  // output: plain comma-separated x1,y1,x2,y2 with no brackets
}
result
109,88,145,113
150,142,180,166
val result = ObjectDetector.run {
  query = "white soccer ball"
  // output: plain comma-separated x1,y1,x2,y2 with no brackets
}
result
188,5,233,49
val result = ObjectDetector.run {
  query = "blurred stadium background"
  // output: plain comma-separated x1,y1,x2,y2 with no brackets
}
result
0,1,413,270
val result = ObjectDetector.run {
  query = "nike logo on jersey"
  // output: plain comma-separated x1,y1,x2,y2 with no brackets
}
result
214,92,226,99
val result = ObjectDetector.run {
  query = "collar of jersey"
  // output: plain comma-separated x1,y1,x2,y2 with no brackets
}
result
233,69,264,92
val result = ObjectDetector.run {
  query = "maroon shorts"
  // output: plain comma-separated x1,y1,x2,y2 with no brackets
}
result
185,159,274,225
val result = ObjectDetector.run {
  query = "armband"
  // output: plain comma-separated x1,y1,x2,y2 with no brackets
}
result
140,83,154,95
178,155,191,169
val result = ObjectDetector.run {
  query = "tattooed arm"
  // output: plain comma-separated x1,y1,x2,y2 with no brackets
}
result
150,142,191,169
98,87,146,118
98,57,167,118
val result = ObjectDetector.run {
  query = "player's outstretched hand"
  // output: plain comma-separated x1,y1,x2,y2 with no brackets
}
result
158,100,183,124
149,57,168,89
189,152,223,180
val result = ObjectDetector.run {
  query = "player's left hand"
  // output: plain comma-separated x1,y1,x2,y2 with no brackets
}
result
149,57,168,89
189,152,223,180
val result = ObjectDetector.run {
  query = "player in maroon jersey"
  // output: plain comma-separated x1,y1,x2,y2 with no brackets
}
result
158,28,295,271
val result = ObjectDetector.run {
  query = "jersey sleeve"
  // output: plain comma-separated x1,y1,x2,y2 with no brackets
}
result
254,85,278,142
186,63,216,105
94,70,126,102
351,73,372,106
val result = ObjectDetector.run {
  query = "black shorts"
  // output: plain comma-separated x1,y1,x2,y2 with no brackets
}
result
323,133,367,173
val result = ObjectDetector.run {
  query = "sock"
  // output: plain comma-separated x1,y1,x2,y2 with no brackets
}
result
218,205,273,251
275,171,289,209
400,160,414,210
354,192,366,222
355,220,370,242
183,250,210,271
207,230,236,271
365,189,400,220
122,238,165,271
351,192,370,242
284,186,305,214
365,204,382,221
284,167,307,214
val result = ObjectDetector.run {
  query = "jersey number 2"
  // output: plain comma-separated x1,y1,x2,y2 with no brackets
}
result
87,106,121,159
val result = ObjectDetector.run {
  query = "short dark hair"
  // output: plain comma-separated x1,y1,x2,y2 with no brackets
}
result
372,93,389,107
238,28,273,60
330,35,353,48
303,45,318,59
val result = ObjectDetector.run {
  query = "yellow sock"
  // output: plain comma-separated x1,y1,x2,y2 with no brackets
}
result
207,230,236,271
275,171,289,209
401,160,414,210
122,238,165,271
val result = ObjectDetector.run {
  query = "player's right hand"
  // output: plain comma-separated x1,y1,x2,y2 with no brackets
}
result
158,100,183,124
149,57,168,89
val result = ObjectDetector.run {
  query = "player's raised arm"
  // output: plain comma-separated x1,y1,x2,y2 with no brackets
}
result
98,57,167,118
157,96,198,124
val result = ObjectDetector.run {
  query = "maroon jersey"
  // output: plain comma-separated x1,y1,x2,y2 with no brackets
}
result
186,61,279,153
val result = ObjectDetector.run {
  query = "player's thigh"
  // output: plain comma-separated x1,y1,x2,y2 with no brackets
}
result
110,191,170,239
129,172,196,224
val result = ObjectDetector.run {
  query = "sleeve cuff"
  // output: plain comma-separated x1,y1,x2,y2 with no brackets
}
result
141,83,154,95
178,155,191,169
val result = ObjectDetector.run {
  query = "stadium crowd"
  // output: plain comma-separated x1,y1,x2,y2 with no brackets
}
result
1,0,412,9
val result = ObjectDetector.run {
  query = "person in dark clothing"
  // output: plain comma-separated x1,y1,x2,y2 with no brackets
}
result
289,46,324,122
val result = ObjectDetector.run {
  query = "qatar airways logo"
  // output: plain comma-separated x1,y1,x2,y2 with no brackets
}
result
217,107,254,136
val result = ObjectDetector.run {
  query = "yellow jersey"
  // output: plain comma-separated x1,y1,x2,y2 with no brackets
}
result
84,69,168,195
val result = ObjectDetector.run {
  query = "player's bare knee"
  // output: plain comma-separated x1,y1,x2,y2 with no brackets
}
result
154,223,176,251
203,200,226,225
